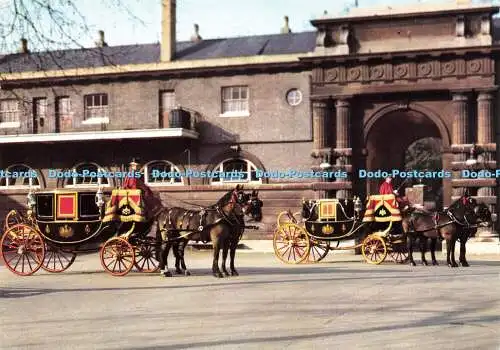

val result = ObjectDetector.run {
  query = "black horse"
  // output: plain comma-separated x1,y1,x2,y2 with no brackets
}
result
156,186,262,278
402,195,491,267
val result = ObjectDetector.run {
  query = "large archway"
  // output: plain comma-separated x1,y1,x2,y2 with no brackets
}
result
363,104,450,198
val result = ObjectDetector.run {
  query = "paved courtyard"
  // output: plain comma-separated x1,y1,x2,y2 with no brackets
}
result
1,251,500,350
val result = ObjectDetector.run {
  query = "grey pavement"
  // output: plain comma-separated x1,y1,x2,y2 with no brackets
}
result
1,251,500,350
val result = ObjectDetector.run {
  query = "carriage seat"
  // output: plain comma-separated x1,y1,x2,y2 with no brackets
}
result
103,189,147,223
362,194,402,223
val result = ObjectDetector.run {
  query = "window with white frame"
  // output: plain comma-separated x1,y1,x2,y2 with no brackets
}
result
0,164,41,189
143,160,184,186
210,158,262,184
286,89,303,106
83,94,109,123
0,99,21,126
221,86,249,116
63,162,110,188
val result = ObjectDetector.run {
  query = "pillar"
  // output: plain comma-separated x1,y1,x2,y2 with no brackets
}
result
335,99,351,199
451,92,469,197
312,100,328,151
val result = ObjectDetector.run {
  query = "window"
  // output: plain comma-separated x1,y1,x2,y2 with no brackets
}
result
143,160,184,186
286,89,303,106
63,162,110,188
160,91,176,127
0,99,21,128
83,94,109,124
57,97,72,129
0,164,41,189
210,158,262,184
221,86,249,116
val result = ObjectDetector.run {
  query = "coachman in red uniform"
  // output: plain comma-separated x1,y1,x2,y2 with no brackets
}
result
122,159,163,218
379,176,395,195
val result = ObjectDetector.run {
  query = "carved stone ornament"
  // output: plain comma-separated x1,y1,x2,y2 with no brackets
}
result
417,63,432,77
394,64,408,79
370,65,384,80
467,60,482,74
348,67,361,81
442,62,456,75
325,68,339,82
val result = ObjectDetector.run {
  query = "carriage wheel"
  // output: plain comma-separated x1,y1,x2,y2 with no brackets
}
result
305,239,330,263
1,224,45,276
100,237,135,276
41,243,76,273
361,235,387,265
3,210,24,232
273,223,310,264
389,245,409,264
134,241,160,273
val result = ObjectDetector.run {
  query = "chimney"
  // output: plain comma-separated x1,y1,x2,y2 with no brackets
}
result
190,24,202,42
161,0,176,62
19,38,29,54
96,30,108,47
280,16,291,34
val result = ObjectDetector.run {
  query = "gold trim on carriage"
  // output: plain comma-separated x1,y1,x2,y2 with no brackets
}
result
362,194,402,223
103,189,148,223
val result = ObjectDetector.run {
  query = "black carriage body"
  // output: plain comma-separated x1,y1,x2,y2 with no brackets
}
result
34,191,114,245
304,199,365,241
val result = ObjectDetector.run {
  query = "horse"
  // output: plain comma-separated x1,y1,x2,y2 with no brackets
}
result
155,185,260,278
220,189,263,276
401,195,491,267
168,188,263,277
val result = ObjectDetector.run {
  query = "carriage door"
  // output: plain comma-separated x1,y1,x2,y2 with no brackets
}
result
33,98,48,134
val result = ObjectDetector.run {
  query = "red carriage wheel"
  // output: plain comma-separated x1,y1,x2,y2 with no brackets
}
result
1,224,45,276
306,239,330,263
361,234,387,265
100,237,135,276
273,223,310,264
134,240,160,273
41,243,77,273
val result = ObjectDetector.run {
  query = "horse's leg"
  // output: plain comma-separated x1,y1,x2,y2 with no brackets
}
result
419,236,428,266
459,234,469,267
449,237,458,268
221,239,230,277
229,235,239,276
407,234,416,266
430,237,439,266
173,241,183,274
160,241,173,277
212,237,223,278
179,239,191,276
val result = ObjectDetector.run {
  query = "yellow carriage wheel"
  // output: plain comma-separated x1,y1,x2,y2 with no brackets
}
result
361,234,387,265
273,222,310,264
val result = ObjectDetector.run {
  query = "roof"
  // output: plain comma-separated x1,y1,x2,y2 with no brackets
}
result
0,32,316,74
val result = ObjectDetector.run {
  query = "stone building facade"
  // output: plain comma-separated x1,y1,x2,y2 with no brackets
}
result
0,1,499,238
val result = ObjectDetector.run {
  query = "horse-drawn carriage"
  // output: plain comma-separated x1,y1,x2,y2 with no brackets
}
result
273,194,409,265
0,188,159,276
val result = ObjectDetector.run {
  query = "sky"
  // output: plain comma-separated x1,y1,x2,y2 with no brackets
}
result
0,0,498,52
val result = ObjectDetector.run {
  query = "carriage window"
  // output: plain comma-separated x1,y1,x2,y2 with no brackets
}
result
143,160,184,186
0,164,41,189
210,158,262,184
79,193,100,218
36,194,54,219
63,162,110,188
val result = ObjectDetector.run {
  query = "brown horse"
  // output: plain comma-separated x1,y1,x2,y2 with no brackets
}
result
402,195,491,267
155,185,256,278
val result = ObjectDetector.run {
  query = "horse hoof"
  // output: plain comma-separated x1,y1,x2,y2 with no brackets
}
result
176,270,183,275
432,261,439,266
448,263,458,268
213,273,223,278
162,271,172,277
231,271,239,276
410,261,416,266
421,261,428,266
184,270,191,276
460,261,469,267
223,271,230,277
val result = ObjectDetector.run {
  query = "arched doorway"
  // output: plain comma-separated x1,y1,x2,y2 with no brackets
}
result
363,104,451,199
